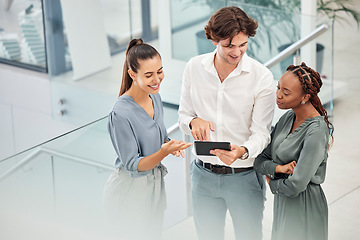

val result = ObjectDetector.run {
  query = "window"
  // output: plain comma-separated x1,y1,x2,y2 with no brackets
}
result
0,0,47,72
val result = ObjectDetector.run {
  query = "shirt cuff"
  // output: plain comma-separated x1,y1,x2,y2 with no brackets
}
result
128,156,150,178
242,143,256,160
180,116,196,135
269,179,280,194
264,161,278,179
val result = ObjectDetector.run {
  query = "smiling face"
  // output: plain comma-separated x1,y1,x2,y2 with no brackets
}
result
128,55,164,95
276,71,309,110
213,31,248,67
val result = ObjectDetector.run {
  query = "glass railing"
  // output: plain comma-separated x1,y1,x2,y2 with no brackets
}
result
0,117,114,239
0,103,192,239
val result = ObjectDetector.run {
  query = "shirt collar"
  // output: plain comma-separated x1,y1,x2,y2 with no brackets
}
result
201,50,251,77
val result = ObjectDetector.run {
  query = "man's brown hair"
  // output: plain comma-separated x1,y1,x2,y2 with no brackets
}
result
205,6,258,44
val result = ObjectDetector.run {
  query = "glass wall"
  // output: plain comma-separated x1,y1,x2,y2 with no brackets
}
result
44,0,158,76
315,19,335,121
96,0,159,55
170,0,301,71
1,0,158,75
45,0,161,126
0,0,47,72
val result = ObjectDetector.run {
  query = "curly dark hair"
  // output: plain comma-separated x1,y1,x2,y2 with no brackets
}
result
204,6,258,44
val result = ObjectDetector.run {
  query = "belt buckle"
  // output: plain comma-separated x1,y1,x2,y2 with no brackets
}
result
213,165,226,174
209,164,215,172
220,166,227,174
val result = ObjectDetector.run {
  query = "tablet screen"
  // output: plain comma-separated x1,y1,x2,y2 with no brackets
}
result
194,141,231,156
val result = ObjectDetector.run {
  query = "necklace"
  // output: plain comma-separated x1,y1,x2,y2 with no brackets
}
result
295,111,318,123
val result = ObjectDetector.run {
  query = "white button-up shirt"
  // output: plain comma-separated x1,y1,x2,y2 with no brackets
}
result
178,51,276,168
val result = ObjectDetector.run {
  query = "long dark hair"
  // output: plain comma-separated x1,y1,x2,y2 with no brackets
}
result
287,62,334,137
118,38,160,96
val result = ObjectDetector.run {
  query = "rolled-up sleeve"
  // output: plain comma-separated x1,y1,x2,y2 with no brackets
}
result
108,112,149,177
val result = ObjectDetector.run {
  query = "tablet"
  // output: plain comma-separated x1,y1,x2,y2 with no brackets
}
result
194,141,231,156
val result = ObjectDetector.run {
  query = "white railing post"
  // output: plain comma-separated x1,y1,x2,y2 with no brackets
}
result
183,132,192,216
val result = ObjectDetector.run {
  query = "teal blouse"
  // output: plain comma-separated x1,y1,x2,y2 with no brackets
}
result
254,110,330,197
108,93,169,178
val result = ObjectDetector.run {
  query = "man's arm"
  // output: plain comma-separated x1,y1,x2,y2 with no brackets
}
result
242,71,275,159
178,62,197,135
178,61,214,140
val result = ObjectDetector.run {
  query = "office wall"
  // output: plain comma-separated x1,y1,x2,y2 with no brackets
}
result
0,64,76,159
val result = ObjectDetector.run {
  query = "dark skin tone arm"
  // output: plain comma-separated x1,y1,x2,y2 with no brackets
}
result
266,160,297,183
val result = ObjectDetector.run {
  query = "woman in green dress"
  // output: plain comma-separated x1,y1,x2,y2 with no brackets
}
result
253,62,333,240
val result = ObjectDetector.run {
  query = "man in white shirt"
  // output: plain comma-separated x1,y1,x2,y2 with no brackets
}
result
178,6,275,240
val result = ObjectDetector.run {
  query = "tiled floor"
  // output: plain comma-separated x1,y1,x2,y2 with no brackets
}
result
163,6,360,240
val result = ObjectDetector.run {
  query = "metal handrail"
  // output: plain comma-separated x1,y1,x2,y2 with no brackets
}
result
0,123,183,181
167,122,180,136
264,23,329,69
0,116,108,162
0,147,114,181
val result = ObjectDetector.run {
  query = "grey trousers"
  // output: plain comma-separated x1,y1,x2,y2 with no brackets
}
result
191,160,266,240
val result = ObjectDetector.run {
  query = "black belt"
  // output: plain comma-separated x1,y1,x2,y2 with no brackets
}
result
196,159,253,174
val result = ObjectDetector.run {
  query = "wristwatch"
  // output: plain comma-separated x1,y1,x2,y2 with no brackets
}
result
240,146,249,160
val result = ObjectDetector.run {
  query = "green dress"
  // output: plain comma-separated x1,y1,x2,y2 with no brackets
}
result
254,110,329,240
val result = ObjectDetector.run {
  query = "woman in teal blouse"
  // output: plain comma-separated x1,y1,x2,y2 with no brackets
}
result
254,62,333,240
103,38,191,240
